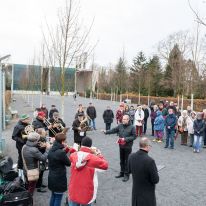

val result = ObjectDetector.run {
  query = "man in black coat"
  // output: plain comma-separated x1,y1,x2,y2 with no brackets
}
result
103,115,136,182
32,111,47,130
103,106,114,130
128,137,159,206
72,113,88,145
12,114,31,169
142,104,149,134
86,102,97,130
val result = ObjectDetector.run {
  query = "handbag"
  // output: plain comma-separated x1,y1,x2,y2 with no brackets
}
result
22,146,39,181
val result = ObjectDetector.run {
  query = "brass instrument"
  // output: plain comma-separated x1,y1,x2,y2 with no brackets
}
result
79,116,90,132
53,119,65,131
43,118,57,136
22,125,35,139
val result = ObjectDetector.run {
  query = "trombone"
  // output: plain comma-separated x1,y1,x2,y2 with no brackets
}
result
43,118,57,136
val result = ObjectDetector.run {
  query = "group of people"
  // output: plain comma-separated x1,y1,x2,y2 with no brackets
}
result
10,101,161,206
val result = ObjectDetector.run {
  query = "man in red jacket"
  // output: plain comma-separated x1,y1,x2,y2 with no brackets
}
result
69,137,108,206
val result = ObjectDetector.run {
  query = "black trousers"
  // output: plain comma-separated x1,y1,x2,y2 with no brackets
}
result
17,147,23,169
119,147,132,176
36,170,44,188
151,119,155,136
105,123,111,130
144,118,148,134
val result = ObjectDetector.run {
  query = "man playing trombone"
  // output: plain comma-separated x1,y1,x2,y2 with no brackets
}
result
48,112,66,137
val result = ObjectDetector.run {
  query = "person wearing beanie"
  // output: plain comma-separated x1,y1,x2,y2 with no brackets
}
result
32,111,47,130
48,132,71,206
12,114,30,169
22,132,50,196
49,105,59,119
69,137,108,206
193,112,205,153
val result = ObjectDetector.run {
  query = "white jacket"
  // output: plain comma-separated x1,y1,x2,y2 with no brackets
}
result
135,109,145,126
187,117,196,134
177,116,190,131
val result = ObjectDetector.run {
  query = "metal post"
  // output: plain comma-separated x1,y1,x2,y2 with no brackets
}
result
0,55,10,153
191,93,194,111
74,68,77,93
2,71,6,130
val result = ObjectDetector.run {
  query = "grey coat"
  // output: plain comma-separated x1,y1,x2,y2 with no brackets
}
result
22,140,48,170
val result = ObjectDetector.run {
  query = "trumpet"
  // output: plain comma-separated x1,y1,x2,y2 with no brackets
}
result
43,118,57,136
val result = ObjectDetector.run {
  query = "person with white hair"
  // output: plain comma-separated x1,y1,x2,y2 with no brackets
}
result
187,111,197,147
135,105,145,137
177,110,190,146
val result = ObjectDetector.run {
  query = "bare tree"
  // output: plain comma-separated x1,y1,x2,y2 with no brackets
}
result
42,0,93,118
188,0,206,27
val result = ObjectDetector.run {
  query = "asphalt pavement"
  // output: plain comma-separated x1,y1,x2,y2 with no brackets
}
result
3,94,206,206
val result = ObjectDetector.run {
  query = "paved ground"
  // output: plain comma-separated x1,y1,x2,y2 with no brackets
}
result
3,94,206,206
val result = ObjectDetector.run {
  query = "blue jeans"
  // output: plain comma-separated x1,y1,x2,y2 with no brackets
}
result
165,129,175,148
69,201,91,206
193,135,202,151
89,119,96,129
50,192,63,206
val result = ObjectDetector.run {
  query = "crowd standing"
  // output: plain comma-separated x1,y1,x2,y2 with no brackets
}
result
9,97,206,206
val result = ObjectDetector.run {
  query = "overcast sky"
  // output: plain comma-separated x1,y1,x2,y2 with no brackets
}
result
0,0,205,66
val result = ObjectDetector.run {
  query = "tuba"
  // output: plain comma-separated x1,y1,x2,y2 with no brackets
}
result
21,125,35,139
79,116,90,132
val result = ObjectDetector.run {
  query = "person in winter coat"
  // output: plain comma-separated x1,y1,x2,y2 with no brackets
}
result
177,110,190,146
72,114,88,145
158,102,168,119
193,112,205,153
165,108,177,149
103,115,136,182
187,111,196,147
135,106,145,137
153,111,165,143
40,104,49,119
86,102,97,130
150,105,158,136
142,104,149,134
102,106,114,130
22,132,50,195
32,112,47,130
116,103,125,124
129,105,136,125
128,137,159,206
49,105,59,119
69,137,108,206
75,104,85,119
12,114,31,169
48,133,71,206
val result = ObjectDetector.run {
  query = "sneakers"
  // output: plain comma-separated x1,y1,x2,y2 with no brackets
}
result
152,139,157,142
157,140,162,143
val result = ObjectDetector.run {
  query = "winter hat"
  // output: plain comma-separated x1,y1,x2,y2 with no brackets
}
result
81,137,92,147
182,110,188,117
38,111,46,117
20,114,30,120
27,132,40,142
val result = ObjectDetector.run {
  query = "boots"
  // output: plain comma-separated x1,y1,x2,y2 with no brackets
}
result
115,172,124,178
122,175,129,182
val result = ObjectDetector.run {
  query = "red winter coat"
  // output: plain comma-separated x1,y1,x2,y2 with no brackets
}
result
69,147,108,204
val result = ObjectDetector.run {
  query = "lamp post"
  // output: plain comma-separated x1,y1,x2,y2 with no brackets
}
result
0,55,11,153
